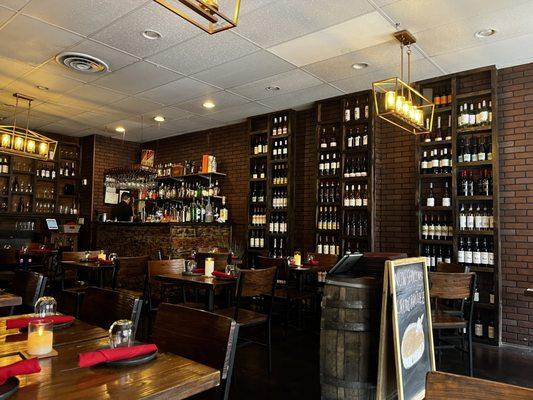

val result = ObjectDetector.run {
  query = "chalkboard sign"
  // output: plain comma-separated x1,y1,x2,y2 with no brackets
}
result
389,257,435,400
377,257,435,400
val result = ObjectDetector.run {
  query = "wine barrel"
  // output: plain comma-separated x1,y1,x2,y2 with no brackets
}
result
320,276,380,400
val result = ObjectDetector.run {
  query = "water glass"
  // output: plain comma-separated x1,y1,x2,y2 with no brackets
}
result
109,319,133,348
34,296,57,317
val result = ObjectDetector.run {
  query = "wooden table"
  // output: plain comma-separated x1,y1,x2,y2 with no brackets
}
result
0,337,220,399
20,250,57,270
60,261,115,287
525,288,533,297
156,273,236,311
0,316,108,357
0,293,22,309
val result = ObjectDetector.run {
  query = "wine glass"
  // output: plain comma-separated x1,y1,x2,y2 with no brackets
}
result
34,296,57,317
109,319,133,348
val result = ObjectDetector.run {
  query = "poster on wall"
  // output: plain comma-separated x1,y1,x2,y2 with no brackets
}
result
104,186,119,205
141,149,155,167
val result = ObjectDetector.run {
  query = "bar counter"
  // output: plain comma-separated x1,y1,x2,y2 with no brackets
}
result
93,222,232,258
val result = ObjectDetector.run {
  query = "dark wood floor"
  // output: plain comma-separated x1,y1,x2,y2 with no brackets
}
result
230,326,533,399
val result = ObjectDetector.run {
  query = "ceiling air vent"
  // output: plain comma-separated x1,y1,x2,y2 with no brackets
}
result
55,52,109,74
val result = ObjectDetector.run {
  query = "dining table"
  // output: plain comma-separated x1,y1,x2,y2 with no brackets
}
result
0,316,220,399
60,260,116,288
155,273,237,312
0,293,22,310
20,249,58,270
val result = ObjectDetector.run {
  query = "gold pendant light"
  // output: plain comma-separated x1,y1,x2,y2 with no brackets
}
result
0,94,58,161
152,0,241,34
372,30,435,135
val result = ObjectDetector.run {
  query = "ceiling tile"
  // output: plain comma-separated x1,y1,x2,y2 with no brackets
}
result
302,40,424,82
107,96,164,115
74,109,131,127
432,32,533,72
381,0,531,35
147,30,260,75
93,61,182,95
61,84,129,109
22,0,148,36
174,90,249,115
141,106,194,122
415,1,533,57
235,0,374,48
19,67,84,94
137,77,219,105
0,57,35,89
268,11,395,67
230,69,322,100
259,83,343,110
209,102,272,123
192,50,294,88
0,6,14,24
0,0,30,11
90,2,200,58
32,101,87,119
40,118,91,134
0,14,82,66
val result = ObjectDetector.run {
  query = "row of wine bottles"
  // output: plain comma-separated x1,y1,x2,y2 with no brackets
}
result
316,235,340,256
318,152,340,176
318,180,340,203
269,212,288,234
459,203,494,231
317,206,340,230
458,135,493,163
425,182,451,207
343,156,368,178
422,244,452,269
252,136,268,155
458,236,494,266
457,100,492,128
343,184,368,207
421,214,454,240
272,139,288,160
272,164,288,185
346,126,369,148
271,115,289,136
458,169,492,196
420,148,452,174
344,96,370,122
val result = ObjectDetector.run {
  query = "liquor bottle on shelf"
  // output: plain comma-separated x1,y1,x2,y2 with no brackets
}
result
344,99,351,122
426,183,435,207
474,313,483,337
0,157,8,174
487,320,495,340
442,181,451,206
272,188,288,209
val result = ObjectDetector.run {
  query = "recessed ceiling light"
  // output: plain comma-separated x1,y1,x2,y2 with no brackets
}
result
203,101,215,109
36,85,49,91
142,29,162,40
154,115,165,122
352,62,369,70
115,126,126,133
475,28,496,38
265,86,280,91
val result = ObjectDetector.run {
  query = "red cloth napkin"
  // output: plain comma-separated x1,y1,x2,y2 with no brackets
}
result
307,260,320,266
6,315,74,330
85,256,99,262
192,268,204,274
0,358,41,385
97,259,113,265
78,344,158,368
212,271,237,280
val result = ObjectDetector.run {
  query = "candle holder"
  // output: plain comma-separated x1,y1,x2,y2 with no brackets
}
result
204,257,214,277
22,320,56,359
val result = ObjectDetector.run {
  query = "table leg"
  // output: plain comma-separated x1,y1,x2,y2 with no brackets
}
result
207,289,215,312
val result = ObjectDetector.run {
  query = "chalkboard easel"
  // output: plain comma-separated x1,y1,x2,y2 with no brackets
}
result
377,257,436,400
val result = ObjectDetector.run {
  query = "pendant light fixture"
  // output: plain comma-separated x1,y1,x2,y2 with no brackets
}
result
372,30,435,135
152,0,241,34
0,94,58,161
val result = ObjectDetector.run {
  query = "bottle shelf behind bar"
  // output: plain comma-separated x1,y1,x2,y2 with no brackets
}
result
246,110,295,262
416,66,500,344
314,90,374,256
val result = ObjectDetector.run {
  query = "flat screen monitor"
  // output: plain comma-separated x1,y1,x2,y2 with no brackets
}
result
45,219,59,230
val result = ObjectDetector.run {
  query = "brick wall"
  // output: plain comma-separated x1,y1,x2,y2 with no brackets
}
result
498,63,533,346
143,123,249,248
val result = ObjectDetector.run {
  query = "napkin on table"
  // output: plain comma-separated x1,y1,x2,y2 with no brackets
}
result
0,358,41,385
78,344,158,368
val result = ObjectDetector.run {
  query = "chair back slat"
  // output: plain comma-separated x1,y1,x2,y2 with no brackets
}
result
195,252,230,271
239,267,277,298
436,262,466,273
79,287,142,335
115,256,150,290
61,251,101,262
256,256,287,281
153,303,239,399
429,272,475,300
426,371,533,400
0,249,19,266
147,260,184,280
11,270,46,308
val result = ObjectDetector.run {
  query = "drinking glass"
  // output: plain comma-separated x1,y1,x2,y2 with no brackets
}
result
109,319,133,348
34,296,57,317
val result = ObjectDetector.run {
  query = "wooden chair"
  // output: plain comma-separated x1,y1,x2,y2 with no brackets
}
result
153,303,239,400
146,259,185,309
59,250,103,289
79,287,143,337
195,252,231,271
215,267,277,373
113,255,150,293
256,256,315,330
425,371,533,400
0,248,19,288
429,271,476,376
10,270,47,315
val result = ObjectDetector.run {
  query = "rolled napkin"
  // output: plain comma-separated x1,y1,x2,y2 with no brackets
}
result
97,259,114,265
6,315,75,330
212,271,237,280
192,268,204,274
86,256,99,262
308,260,320,266
0,358,41,385
78,344,158,368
